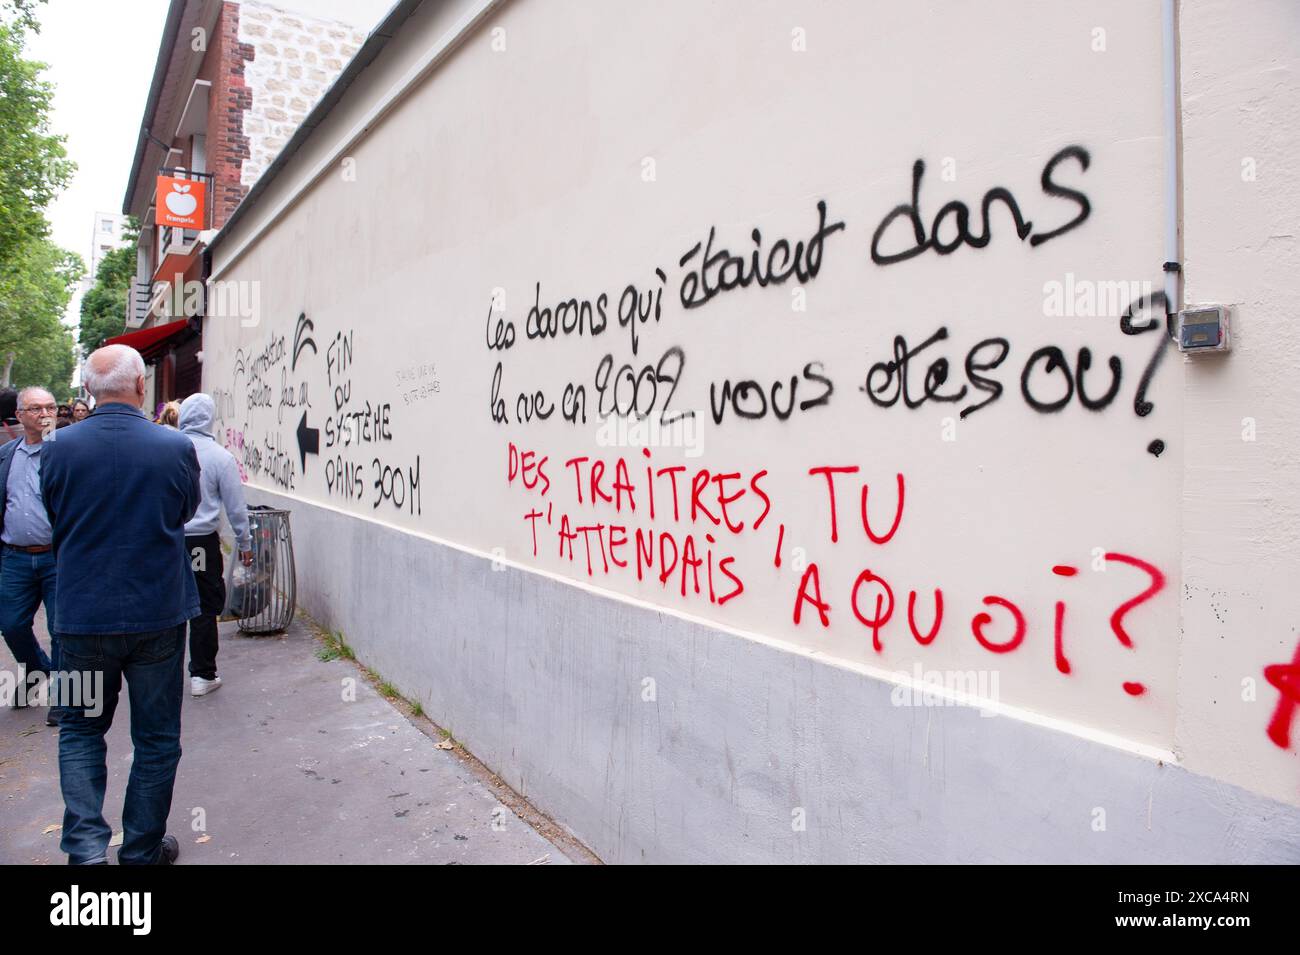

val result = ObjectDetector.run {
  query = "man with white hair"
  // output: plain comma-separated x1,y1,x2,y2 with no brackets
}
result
41,344,201,866
0,385,62,724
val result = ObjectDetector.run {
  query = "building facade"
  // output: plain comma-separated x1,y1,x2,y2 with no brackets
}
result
201,0,1300,862
115,0,368,409
69,211,132,395
88,212,129,284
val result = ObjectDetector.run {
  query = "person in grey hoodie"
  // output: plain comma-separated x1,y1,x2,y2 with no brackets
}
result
178,393,252,697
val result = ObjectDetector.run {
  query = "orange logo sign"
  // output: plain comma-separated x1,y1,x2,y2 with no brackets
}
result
155,175,207,229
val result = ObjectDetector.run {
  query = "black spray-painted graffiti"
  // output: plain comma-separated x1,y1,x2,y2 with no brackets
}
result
484,198,847,429
856,324,1127,417
710,362,834,424
869,145,1091,265
481,142,1175,457
679,201,845,310
292,312,317,370
317,328,422,515
225,314,421,515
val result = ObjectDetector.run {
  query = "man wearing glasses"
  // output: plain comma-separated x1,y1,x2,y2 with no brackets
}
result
0,386,61,725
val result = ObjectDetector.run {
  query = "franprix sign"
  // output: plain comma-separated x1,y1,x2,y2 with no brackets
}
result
155,174,206,230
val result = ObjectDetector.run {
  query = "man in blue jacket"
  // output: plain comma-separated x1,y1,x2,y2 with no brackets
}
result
41,344,201,865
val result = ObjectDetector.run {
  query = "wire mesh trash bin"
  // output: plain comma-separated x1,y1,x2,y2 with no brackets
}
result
233,505,297,635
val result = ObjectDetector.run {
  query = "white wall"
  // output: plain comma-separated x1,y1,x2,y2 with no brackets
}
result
205,0,1300,859
1176,0,1300,804
240,479,1300,863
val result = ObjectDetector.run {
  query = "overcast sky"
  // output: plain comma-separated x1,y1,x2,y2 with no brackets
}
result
28,0,171,278
26,0,390,326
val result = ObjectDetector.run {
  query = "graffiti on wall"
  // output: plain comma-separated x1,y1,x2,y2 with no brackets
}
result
207,141,1238,749
220,312,424,517
483,146,1175,706
1265,639,1300,750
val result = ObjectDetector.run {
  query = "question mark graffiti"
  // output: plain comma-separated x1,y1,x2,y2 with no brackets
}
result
1118,290,1172,457
1104,552,1166,695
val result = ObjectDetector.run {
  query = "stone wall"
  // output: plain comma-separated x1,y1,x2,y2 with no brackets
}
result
198,2,254,230
235,0,366,190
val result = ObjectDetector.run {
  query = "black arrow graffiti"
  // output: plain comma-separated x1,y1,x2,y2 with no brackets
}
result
296,409,320,472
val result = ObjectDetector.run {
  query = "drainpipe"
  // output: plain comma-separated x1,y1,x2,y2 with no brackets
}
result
1162,0,1182,317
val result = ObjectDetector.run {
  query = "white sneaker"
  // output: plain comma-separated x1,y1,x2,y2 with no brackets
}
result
191,676,223,697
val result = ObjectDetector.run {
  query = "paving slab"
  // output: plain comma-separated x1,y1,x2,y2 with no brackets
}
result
0,610,580,865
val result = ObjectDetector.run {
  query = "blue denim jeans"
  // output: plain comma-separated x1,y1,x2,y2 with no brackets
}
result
57,625,185,865
0,547,60,684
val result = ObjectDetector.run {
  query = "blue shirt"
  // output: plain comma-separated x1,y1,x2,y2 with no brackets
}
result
1,439,52,546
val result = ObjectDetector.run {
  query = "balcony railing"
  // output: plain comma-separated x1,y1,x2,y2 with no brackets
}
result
124,279,152,329
158,224,200,260
148,281,172,321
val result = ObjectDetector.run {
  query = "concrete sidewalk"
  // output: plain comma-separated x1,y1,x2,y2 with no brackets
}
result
0,610,589,864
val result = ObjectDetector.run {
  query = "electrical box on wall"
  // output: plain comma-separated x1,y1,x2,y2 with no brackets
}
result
1177,305,1231,354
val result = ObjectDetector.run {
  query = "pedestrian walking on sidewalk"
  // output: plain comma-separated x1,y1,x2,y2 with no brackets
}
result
178,393,253,698
41,344,201,866
0,387,61,724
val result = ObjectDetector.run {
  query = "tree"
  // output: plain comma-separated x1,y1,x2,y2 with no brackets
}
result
0,0,80,398
0,235,82,397
0,11,73,275
0,1,43,34
79,218,140,354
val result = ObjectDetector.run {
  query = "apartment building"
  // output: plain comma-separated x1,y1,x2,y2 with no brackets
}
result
112,0,371,407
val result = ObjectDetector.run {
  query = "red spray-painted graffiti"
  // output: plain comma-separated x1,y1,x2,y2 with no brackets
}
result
1264,638,1300,750
791,464,1166,694
509,442,762,606
225,428,249,483
508,442,1169,698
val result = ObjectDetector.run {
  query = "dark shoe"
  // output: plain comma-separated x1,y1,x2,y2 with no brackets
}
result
154,834,180,865
45,709,61,727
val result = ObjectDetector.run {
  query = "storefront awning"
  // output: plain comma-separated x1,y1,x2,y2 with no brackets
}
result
105,318,193,362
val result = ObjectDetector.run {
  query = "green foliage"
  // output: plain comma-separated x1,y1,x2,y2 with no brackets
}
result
316,629,355,662
0,1,45,34
0,17,74,272
0,1,79,398
79,219,140,354
0,235,82,397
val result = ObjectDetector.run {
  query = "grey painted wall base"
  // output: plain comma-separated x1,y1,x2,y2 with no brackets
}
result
247,488,1300,864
